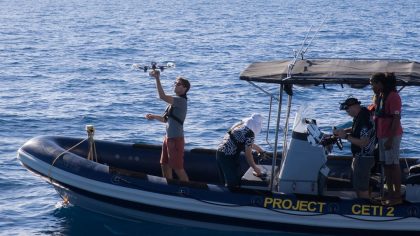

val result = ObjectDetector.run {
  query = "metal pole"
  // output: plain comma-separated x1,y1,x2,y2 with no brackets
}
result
282,94,293,159
269,84,284,192
265,96,273,149
301,16,327,58
247,81,277,148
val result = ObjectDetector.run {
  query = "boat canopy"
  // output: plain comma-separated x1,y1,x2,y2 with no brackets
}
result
240,59,420,87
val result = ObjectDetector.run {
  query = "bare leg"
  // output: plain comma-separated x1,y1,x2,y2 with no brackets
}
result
161,164,173,179
384,166,393,196
382,164,402,205
391,164,402,199
174,168,189,182
357,191,370,199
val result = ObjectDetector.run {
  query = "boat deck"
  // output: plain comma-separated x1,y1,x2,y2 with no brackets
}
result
240,164,406,200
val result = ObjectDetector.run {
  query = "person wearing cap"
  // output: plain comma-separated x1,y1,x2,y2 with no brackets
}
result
145,70,191,182
334,97,376,199
216,114,265,188
370,72,403,206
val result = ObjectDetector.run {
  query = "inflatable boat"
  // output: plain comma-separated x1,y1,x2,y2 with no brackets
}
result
18,57,420,235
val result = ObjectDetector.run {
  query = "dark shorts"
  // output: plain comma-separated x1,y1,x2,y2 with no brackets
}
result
160,136,185,170
352,156,374,191
216,151,241,187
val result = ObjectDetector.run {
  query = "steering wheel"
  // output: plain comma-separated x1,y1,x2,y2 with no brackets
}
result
332,126,343,150
336,137,343,150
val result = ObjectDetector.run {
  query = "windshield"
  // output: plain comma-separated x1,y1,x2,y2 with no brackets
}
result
292,105,311,133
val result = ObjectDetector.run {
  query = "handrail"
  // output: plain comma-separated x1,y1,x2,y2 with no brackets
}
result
247,81,279,101
269,84,284,192
247,81,279,149
265,96,274,149
281,94,293,161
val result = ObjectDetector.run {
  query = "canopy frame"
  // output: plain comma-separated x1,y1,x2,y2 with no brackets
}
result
243,57,420,193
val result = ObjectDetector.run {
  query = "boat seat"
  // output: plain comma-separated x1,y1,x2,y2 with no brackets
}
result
326,173,382,192
409,164,420,175
326,176,352,189
406,174,420,185
240,165,272,190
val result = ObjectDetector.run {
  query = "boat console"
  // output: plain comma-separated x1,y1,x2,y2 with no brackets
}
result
277,112,331,195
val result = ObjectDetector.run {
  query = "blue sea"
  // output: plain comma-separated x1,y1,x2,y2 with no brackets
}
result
1,0,419,235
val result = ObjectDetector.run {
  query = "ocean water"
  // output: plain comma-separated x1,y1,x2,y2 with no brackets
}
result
0,0,419,235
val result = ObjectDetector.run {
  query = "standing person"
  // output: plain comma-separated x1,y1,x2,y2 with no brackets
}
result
370,72,403,205
145,70,190,182
334,97,376,199
216,114,266,188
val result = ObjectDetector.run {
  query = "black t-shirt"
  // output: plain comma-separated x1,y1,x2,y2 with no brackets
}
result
217,125,255,156
351,107,376,156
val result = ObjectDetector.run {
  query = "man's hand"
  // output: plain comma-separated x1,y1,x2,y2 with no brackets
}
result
145,114,166,123
333,129,346,139
145,114,155,120
258,151,271,160
253,166,262,176
149,70,160,79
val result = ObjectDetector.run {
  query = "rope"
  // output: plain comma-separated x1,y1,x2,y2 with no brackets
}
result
47,137,88,181
116,176,417,222
266,207,325,217
183,193,249,208
339,214,407,222
47,126,98,183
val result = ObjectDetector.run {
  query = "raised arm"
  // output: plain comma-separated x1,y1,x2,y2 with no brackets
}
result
149,70,174,104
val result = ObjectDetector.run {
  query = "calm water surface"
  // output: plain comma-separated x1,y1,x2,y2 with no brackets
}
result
0,0,419,235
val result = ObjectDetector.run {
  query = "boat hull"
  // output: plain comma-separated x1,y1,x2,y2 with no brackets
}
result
17,136,420,235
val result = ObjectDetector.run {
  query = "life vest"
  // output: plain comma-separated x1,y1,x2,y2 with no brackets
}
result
162,95,187,125
374,94,395,119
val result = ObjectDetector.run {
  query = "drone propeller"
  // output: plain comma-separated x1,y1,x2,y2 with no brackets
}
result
132,62,176,72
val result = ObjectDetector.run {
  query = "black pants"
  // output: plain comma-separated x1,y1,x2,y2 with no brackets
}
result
216,151,241,187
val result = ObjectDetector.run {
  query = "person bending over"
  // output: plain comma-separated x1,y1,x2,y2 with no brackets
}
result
216,114,266,188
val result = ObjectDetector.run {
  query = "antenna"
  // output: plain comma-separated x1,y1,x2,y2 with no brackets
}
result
285,16,327,79
300,16,327,58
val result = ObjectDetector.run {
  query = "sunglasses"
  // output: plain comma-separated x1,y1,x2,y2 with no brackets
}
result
340,103,357,111
174,82,184,87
